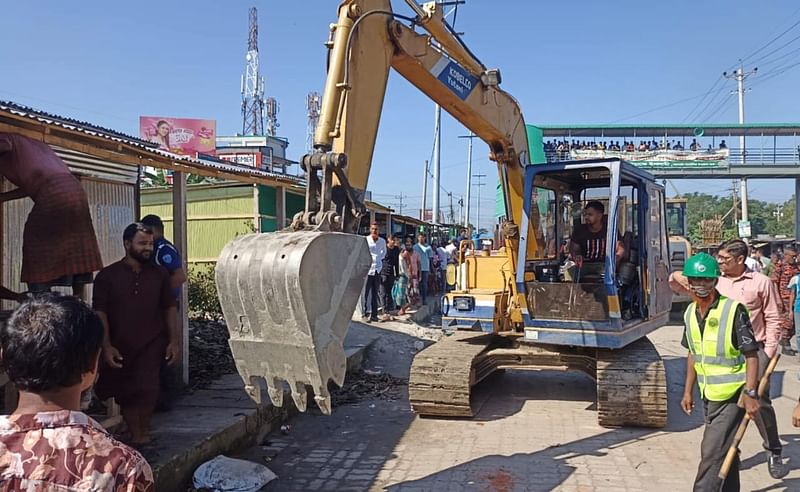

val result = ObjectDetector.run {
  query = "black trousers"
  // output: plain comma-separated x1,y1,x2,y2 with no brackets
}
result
753,347,782,454
363,274,380,318
380,273,395,312
694,397,743,492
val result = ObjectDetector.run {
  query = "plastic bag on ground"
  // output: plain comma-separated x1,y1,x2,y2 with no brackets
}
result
192,455,277,492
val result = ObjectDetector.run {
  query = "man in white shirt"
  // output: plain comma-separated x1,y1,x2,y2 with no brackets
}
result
435,241,450,292
746,247,763,273
445,239,458,257
363,223,386,322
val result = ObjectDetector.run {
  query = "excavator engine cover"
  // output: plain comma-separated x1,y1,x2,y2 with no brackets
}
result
216,230,371,415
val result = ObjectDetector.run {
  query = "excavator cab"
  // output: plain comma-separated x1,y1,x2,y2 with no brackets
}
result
435,159,671,427
516,158,673,346
443,158,672,345
666,198,692,303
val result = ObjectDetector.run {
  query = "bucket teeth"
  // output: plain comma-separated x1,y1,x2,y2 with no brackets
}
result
216,231,371,415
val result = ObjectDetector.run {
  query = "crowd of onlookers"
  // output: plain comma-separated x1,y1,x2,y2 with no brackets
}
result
544,138,728,159
362,225,469,320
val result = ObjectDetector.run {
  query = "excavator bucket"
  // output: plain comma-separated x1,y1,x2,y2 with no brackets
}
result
215,230,371,415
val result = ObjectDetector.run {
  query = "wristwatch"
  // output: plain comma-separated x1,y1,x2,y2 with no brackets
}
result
744,388,759,399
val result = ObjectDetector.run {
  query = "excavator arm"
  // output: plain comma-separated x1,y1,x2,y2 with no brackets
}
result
305,0,529,242
216,0,534,415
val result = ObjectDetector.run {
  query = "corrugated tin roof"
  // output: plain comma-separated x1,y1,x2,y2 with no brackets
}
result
0,101,410,212
0,100,156,147
364,199,394,213
0,100,305,186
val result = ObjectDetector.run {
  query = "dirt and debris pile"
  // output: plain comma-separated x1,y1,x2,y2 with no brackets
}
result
331,370,407,407
189,318,236,389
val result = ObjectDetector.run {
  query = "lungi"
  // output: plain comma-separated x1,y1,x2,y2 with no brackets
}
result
22,174,103,284
95,334,167,410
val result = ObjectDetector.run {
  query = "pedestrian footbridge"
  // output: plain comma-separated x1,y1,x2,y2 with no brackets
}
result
531,123,800,178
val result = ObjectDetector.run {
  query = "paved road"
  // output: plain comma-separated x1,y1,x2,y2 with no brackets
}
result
239,321,800,491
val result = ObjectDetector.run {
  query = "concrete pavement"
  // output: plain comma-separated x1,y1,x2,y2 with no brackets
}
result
143,324,379,491
239,322,800,491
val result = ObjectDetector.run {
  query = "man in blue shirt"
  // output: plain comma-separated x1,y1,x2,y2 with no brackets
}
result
414,232,433,304
140,214,186,411
140,215,187,297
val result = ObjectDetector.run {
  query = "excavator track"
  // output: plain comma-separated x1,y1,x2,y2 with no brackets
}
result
596,336,667,428
409,331,499,417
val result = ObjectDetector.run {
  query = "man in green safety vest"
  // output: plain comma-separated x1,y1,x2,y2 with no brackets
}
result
680,252,760,492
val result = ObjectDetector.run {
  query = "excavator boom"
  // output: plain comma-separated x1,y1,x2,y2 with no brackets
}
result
216,0,533,414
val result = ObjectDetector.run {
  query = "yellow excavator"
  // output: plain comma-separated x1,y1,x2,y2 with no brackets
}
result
216,0,671,427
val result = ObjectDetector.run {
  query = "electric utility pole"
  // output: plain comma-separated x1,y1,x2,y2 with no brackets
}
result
395,193,405,216
459,132,478,231
724,61,757,233
432,105,442,224
472,173,486,233
448,192,455,223
421,159,428,220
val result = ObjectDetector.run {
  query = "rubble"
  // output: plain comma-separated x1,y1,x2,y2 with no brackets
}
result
330,370,407,407
189,318,236,389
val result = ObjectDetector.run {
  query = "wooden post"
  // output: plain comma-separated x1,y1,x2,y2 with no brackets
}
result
275,185,286,230
172,171,189,385
253,185,261,231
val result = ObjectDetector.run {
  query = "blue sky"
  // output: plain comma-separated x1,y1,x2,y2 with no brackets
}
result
3,1,800,230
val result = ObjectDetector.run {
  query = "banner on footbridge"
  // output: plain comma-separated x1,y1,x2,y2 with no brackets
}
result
569,149,729,169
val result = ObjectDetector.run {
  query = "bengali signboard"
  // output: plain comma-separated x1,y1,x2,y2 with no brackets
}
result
738,220,752,238
569,148,729,169
218,152,263,168
139,116,216,156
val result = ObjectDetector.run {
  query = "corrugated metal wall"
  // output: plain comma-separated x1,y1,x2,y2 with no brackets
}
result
53,147,139,184
2,147,137,310
141,185,256,263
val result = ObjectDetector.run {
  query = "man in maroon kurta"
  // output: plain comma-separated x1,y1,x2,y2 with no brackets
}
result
93,223,178,446
0,133,103,296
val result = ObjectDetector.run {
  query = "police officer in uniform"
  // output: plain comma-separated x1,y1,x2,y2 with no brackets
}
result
680,253,760,491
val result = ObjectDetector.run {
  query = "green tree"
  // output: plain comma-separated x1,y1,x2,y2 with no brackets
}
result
683,192,795,244
141,168,213,188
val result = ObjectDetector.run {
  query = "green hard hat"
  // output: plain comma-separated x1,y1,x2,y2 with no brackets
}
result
683,252,720,278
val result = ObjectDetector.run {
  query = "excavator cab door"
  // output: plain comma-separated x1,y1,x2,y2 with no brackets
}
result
644,183,672,316
516,160,623,322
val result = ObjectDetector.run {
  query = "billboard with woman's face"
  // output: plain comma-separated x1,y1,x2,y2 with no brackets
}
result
139,116,216,156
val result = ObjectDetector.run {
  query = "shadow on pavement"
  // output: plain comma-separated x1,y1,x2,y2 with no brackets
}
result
383,428,669,491
386,349,705,491
252,321,713,491
251,322,424,491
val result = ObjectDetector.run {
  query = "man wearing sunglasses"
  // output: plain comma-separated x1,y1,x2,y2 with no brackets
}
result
670,239,786,479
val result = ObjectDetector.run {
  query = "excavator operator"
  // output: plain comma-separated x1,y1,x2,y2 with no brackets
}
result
569,200,625,278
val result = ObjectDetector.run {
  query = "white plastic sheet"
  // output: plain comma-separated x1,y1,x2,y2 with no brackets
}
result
192,455,277,492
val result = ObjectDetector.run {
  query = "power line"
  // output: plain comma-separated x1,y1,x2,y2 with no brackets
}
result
755,44,800,69
608,92,711,124
702,93,735,122
691,83,730,123
682,76,724,123
741,14,800,65
750,59,800,88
